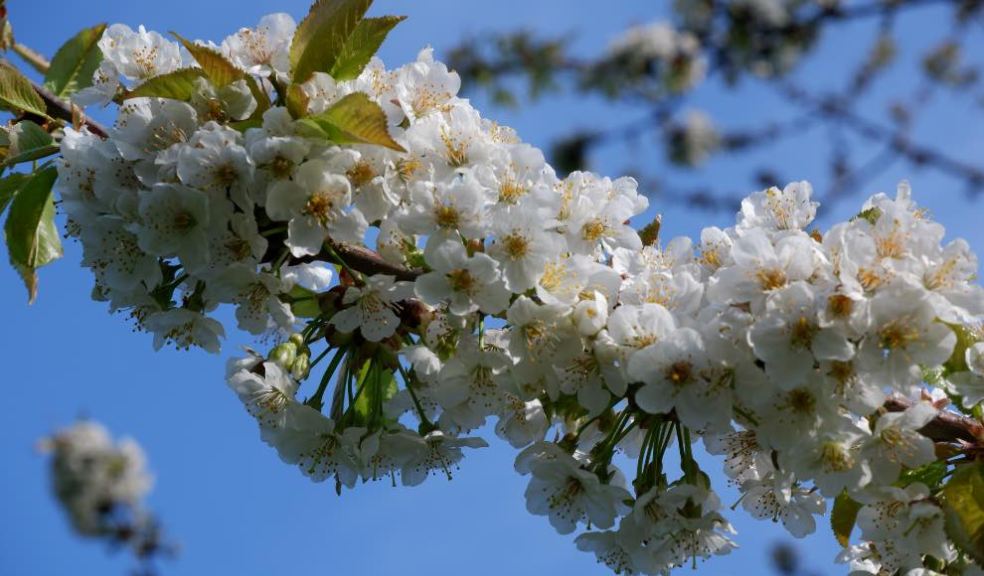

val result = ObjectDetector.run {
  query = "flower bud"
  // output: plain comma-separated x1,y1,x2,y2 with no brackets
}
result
269,341,297,369
291,352,310,380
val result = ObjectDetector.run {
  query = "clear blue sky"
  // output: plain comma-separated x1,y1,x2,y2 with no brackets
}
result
3,1,982,575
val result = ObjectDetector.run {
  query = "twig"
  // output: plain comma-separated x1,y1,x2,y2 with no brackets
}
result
12,42,49,74
775,82,984,190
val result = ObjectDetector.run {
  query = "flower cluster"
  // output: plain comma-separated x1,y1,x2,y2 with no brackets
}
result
39,420,161,553
593,20,706,95
666,109,720,167
60,8,984,575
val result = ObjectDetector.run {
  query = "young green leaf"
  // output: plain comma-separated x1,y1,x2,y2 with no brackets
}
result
0,61,48,117
288,285,321,318
0,172,26,215
170,32,242,87
3,165,61,302
942,461,984,565
124,68,207,101
43,23,107,97
352,359,397,424
169,32,271,115
9,119,52,151
297,92,405,151
290,0,372,83
0,144,59,171
330,16,406,81
285,83,309,118
897,460,949,490
830,491,862,547
1,120,57,170
944,321,981,375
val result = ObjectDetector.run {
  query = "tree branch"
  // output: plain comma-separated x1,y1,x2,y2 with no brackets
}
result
884,394,984,444
294,240,423,281
30,76,109,138
775,82,984,191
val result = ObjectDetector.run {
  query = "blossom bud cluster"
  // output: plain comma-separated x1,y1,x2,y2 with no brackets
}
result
60,12,984,575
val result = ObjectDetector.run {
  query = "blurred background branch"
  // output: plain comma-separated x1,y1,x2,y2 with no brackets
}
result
445,0,984,211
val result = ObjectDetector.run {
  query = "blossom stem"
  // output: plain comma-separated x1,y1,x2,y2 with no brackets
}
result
676,423,697,482
477,314,485,349
398,364,435,430
324,243,362,283
260,225,288,237
307,344,332,369
575,397,622,437
594,411,634,478
272,248,290,274
306,347,345,412
636,422,659,482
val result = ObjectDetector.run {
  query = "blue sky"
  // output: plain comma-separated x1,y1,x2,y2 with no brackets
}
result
2,1,982,575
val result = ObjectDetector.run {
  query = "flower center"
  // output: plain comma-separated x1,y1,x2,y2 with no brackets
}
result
666,361,693,386
790,316,818,349
786,388,816,415
581,218,608,242
820,442,854,472
755,267,787,291
214,163,239,187
501,233,530,259
827,294,854,318
304,191,336,225
447,268,477,294
271,156,294,179
499,179,527,204
440,128,469,167
173,209,197,231
396,158,421,182
434,204,460,229
878,320,920,350
347,160,376,188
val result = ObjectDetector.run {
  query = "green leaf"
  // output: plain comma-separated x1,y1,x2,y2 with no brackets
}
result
290,0,372,83
1,120,57,170
286,83,309,119
329,16,405,81
43,23,106,97
288,285,321,318
0,144,59,170
0,172,26,216
944,321,981,375
352,359,397,423
852,206,881,226
830,491,862,547
297,92,405,152
10,120,53,152
942,461,984,566
3,166,61,302
124,68,207,101
170,32,271,117
898,460,950,490
0,61,47,117
171,32,242,87
230,117,263,132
